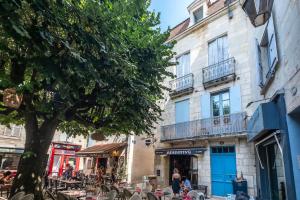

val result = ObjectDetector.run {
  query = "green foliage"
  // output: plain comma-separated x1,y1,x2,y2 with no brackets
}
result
0,0,174,136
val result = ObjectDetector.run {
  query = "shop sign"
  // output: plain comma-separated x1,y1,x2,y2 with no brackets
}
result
0,147,24,154
55,149,75,155
155,147,205,155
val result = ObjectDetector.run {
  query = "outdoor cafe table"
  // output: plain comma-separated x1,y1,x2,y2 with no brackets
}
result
60,179,82,189
48,177,82,193
60,190,86,199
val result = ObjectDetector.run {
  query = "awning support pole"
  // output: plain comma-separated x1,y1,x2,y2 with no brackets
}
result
254,131,281,169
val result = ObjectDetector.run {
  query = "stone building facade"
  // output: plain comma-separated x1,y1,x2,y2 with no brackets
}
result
154,0,257,197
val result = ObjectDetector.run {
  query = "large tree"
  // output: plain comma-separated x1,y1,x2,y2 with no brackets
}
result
0,0,174,198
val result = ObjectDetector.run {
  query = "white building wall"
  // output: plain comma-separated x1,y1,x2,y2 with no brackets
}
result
154,1,257,197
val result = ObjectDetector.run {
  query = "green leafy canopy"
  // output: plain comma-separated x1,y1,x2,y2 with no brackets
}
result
0,0,175,137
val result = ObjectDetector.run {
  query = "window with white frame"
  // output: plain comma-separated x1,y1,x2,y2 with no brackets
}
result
208,35,229,65
0,125,22,138
255,15,278,89
193,6,204,23
211,91,230,117
176,52,190,78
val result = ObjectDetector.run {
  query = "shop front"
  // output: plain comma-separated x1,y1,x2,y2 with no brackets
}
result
76,143,127,176
47,142,82,176
248,94,296,200
155,147,206,188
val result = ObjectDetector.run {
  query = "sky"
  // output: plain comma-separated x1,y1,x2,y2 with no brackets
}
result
149,0,194,31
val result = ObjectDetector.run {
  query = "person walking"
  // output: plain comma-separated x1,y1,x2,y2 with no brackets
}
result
171,168,181,196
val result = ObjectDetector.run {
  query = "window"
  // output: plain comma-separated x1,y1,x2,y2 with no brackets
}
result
255,15,278,89
193,7,204,23
176,52,190,78
211,91,230,117
208,35,229,65
0,125,22,138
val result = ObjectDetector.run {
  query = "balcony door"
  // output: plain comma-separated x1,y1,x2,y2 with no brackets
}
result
176,53,190,91
175,99,190,138
211,91,230,127
208,35,229,65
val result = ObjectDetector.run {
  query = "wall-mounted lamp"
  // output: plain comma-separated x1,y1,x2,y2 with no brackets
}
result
240,0,274,27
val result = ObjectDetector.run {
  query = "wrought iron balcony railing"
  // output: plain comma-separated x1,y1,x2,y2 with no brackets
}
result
169,73,194,98
160,112,246,141
202,57,236,88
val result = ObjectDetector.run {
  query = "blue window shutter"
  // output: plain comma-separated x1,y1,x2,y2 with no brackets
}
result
267,15,278,71
254,39,264,87
175,99,190,123
201,93,211,118
230,85,242,113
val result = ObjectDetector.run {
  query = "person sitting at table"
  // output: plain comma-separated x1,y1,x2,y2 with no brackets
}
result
182,176,192,191
63,164,73,179
0,171,12,184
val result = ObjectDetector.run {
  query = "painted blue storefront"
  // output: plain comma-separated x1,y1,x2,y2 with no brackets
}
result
248,93,299,200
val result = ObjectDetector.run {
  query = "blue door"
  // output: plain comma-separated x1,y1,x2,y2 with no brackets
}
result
211,146,236,196
175,99,190,138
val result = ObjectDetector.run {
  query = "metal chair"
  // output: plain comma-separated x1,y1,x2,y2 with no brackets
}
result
187,190,205,200
104,190,117,200
57,192,69,200
21,194,34,200
123,188,133,200
146,192,159,200
100,184,111,196
10,191,25,200
129,194,142,200
45,190,56,200
110,185,124,200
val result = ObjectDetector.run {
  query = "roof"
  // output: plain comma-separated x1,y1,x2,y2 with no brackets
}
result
168,18,190,41
76,143,127,156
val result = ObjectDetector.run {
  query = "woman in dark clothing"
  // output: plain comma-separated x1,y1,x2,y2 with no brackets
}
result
171,168,181,196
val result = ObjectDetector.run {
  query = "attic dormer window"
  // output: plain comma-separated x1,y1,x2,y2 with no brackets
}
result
193,6,204,23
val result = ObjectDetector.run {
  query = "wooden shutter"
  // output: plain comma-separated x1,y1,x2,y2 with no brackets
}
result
254,39,264,87
201,93,211,118
229,85,242,113
267,15,278,72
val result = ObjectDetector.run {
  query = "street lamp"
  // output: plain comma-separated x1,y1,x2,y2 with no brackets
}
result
240,0,274,27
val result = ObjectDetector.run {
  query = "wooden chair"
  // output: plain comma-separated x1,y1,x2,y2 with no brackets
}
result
146,192,159,200
10,191,25,200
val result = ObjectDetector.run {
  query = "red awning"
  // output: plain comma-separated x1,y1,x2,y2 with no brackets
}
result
76,143,127,157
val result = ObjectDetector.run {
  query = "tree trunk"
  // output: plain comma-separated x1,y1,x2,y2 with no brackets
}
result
10,111,59,200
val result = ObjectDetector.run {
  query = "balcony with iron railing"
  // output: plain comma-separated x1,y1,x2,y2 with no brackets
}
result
160,112,246,142
202,57,236,89
169,73,194,99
